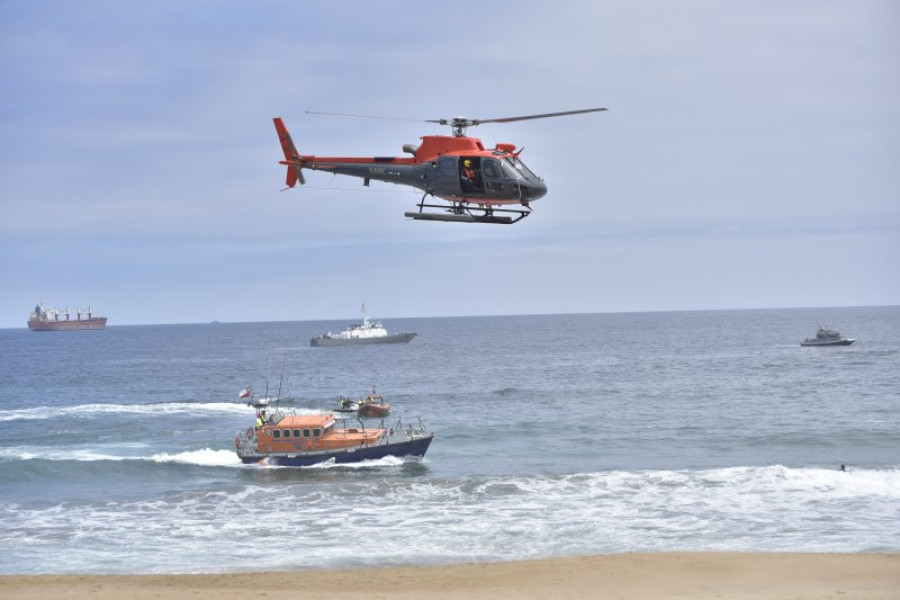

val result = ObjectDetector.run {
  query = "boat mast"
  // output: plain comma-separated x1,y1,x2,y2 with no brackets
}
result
275,352,287,411
263,355,272,400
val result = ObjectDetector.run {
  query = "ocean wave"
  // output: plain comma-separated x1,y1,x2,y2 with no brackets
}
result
0,446,243,468
310,455,424,470
492,387,521,397
1,464,897,574
0,445,424,472
0,401,329,422
240,454,421,471
150,449,243,467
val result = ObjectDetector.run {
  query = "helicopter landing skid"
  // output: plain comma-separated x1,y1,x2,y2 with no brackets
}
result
405,200,531,225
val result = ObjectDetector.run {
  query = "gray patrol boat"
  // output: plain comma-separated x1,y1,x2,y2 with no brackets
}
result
310,304,416,347
800,324,855,347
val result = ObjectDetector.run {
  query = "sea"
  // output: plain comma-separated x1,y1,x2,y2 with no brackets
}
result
1,306,898,575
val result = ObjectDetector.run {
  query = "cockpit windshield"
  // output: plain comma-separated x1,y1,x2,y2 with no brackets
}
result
501,157,538,181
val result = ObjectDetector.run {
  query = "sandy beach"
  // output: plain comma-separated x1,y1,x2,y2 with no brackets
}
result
1,553,897,600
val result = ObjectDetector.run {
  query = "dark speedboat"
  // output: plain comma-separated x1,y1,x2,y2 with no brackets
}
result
801,325,855,347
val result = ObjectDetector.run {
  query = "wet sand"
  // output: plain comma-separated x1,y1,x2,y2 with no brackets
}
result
1,553,897,600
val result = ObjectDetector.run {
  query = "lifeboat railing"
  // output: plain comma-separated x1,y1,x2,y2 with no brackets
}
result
386,416,431,442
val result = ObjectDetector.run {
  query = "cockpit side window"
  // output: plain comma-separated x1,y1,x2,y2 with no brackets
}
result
502,157,538,180
437,157,456,178
501,159,522,180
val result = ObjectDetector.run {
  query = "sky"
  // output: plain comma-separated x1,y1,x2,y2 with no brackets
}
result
1,1,898,327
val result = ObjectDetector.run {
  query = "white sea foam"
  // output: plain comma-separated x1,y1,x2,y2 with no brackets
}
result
304,455,411,469
0,446,145,462
0,401,252,422
0,445,245,467
2,465,897,574
150,448,244,467
0,402,338,423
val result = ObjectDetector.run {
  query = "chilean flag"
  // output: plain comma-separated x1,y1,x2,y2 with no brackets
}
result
238,386,252,399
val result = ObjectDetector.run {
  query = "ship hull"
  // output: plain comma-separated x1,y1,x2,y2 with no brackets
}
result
358,403,391,418
27,317,107,331
800,339,854,347
238,433,433,467
310,332,416,347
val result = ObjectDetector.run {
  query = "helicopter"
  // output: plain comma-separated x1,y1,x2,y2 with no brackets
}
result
273,107,607,224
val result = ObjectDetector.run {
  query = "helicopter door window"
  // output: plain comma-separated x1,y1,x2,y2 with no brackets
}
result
482,158,505,193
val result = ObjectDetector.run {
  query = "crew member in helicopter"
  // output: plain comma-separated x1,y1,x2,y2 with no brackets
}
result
460,159,478,191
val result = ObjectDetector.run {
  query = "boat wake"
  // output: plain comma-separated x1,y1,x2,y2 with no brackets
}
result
150,449,244,467
0,401,255,422
0,446,243,468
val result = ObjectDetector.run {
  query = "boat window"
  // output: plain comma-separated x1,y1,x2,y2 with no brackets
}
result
303,428,310,438
313,428,322,438
273,430,281,439
293,429,301,438
282,429,291,438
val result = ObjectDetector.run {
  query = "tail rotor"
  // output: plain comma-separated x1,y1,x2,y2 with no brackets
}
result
273,117,306,187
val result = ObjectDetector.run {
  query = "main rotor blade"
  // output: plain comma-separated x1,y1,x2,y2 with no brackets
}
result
304,107,608,134
305,110,423,123
475,107,608,125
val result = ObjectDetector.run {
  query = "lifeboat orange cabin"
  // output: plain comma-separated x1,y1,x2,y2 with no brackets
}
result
255,413,382,453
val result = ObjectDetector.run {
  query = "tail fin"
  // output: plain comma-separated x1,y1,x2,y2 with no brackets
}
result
273,117,305,187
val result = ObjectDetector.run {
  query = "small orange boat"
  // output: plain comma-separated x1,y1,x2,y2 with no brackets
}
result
357,394,391,418
234,397,430,467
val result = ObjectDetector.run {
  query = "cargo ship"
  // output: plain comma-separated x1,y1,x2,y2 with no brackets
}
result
27,303,107,331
